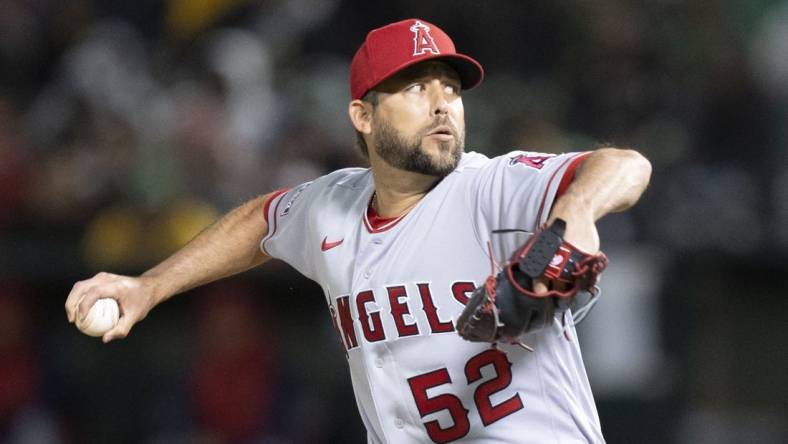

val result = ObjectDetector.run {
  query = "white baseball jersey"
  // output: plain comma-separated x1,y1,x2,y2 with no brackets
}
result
261,150,603,444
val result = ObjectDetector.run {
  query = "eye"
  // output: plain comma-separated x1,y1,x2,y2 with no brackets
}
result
405,83,425,93
444,83,461,96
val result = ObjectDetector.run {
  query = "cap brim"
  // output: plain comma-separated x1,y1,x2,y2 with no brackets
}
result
433,53,485,92
366,53,484,98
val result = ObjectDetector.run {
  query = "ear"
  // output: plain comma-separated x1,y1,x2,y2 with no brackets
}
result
348,99,373,134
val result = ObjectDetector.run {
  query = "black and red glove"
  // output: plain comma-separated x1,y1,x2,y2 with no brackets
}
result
456,219,608,346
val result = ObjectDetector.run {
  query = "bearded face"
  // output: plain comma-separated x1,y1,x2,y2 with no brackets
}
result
359,61,467,177
371,115,465,177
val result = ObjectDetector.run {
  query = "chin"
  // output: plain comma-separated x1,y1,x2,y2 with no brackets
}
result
427,148,462,176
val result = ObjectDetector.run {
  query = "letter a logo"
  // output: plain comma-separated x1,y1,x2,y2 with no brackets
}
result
410,21,440,56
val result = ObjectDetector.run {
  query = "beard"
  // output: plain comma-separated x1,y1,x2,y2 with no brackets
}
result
372,118,464,178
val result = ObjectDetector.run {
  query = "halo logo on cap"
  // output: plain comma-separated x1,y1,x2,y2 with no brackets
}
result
410,21,440,56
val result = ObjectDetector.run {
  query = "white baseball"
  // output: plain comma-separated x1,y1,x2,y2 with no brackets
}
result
76,298,120,337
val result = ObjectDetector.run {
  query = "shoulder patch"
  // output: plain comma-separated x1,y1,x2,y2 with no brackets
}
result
508,153,556,170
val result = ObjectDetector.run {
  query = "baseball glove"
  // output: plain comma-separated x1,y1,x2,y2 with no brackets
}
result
456,219,608,349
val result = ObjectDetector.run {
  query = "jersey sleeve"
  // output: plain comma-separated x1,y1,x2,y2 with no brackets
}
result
470,150,589,259
260,181,317,278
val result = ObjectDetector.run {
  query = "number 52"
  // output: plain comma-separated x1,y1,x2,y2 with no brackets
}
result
407,349,524,443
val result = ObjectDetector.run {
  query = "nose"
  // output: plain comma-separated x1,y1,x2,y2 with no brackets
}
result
433,98,449,116
428,82,449,117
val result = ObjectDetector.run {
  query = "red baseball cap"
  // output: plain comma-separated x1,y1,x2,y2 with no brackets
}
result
350,18,484,100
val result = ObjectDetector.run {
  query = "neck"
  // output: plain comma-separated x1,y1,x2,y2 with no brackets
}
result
369,156,441,218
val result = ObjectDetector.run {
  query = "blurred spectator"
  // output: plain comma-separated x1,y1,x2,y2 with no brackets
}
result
81,199,218,269
0,98,33,231
189,283,281,443
0,281,63,444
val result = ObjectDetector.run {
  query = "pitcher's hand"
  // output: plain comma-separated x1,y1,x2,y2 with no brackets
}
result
65,273,159,343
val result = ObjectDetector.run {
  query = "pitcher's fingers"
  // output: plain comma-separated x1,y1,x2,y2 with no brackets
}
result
102,315,135,343
66,280,93,323
66,273,115,322
76,286,111,323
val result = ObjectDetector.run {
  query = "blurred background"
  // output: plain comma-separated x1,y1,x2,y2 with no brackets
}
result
1,0,786,443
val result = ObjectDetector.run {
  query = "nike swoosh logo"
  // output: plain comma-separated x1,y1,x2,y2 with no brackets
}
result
321,236,344,251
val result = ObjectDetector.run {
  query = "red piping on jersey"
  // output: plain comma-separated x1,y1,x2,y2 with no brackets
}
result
363,197,408,233
555,153,590,199
534,153,590,227
262,189,289,254
263,188,289,225
364,206,407,233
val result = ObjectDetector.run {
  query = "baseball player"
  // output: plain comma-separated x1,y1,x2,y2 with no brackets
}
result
65,19,651,443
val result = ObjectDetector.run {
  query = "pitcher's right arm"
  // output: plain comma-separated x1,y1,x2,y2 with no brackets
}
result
65,192,278,342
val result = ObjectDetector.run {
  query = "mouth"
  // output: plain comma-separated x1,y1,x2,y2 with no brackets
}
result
426,125,455,140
